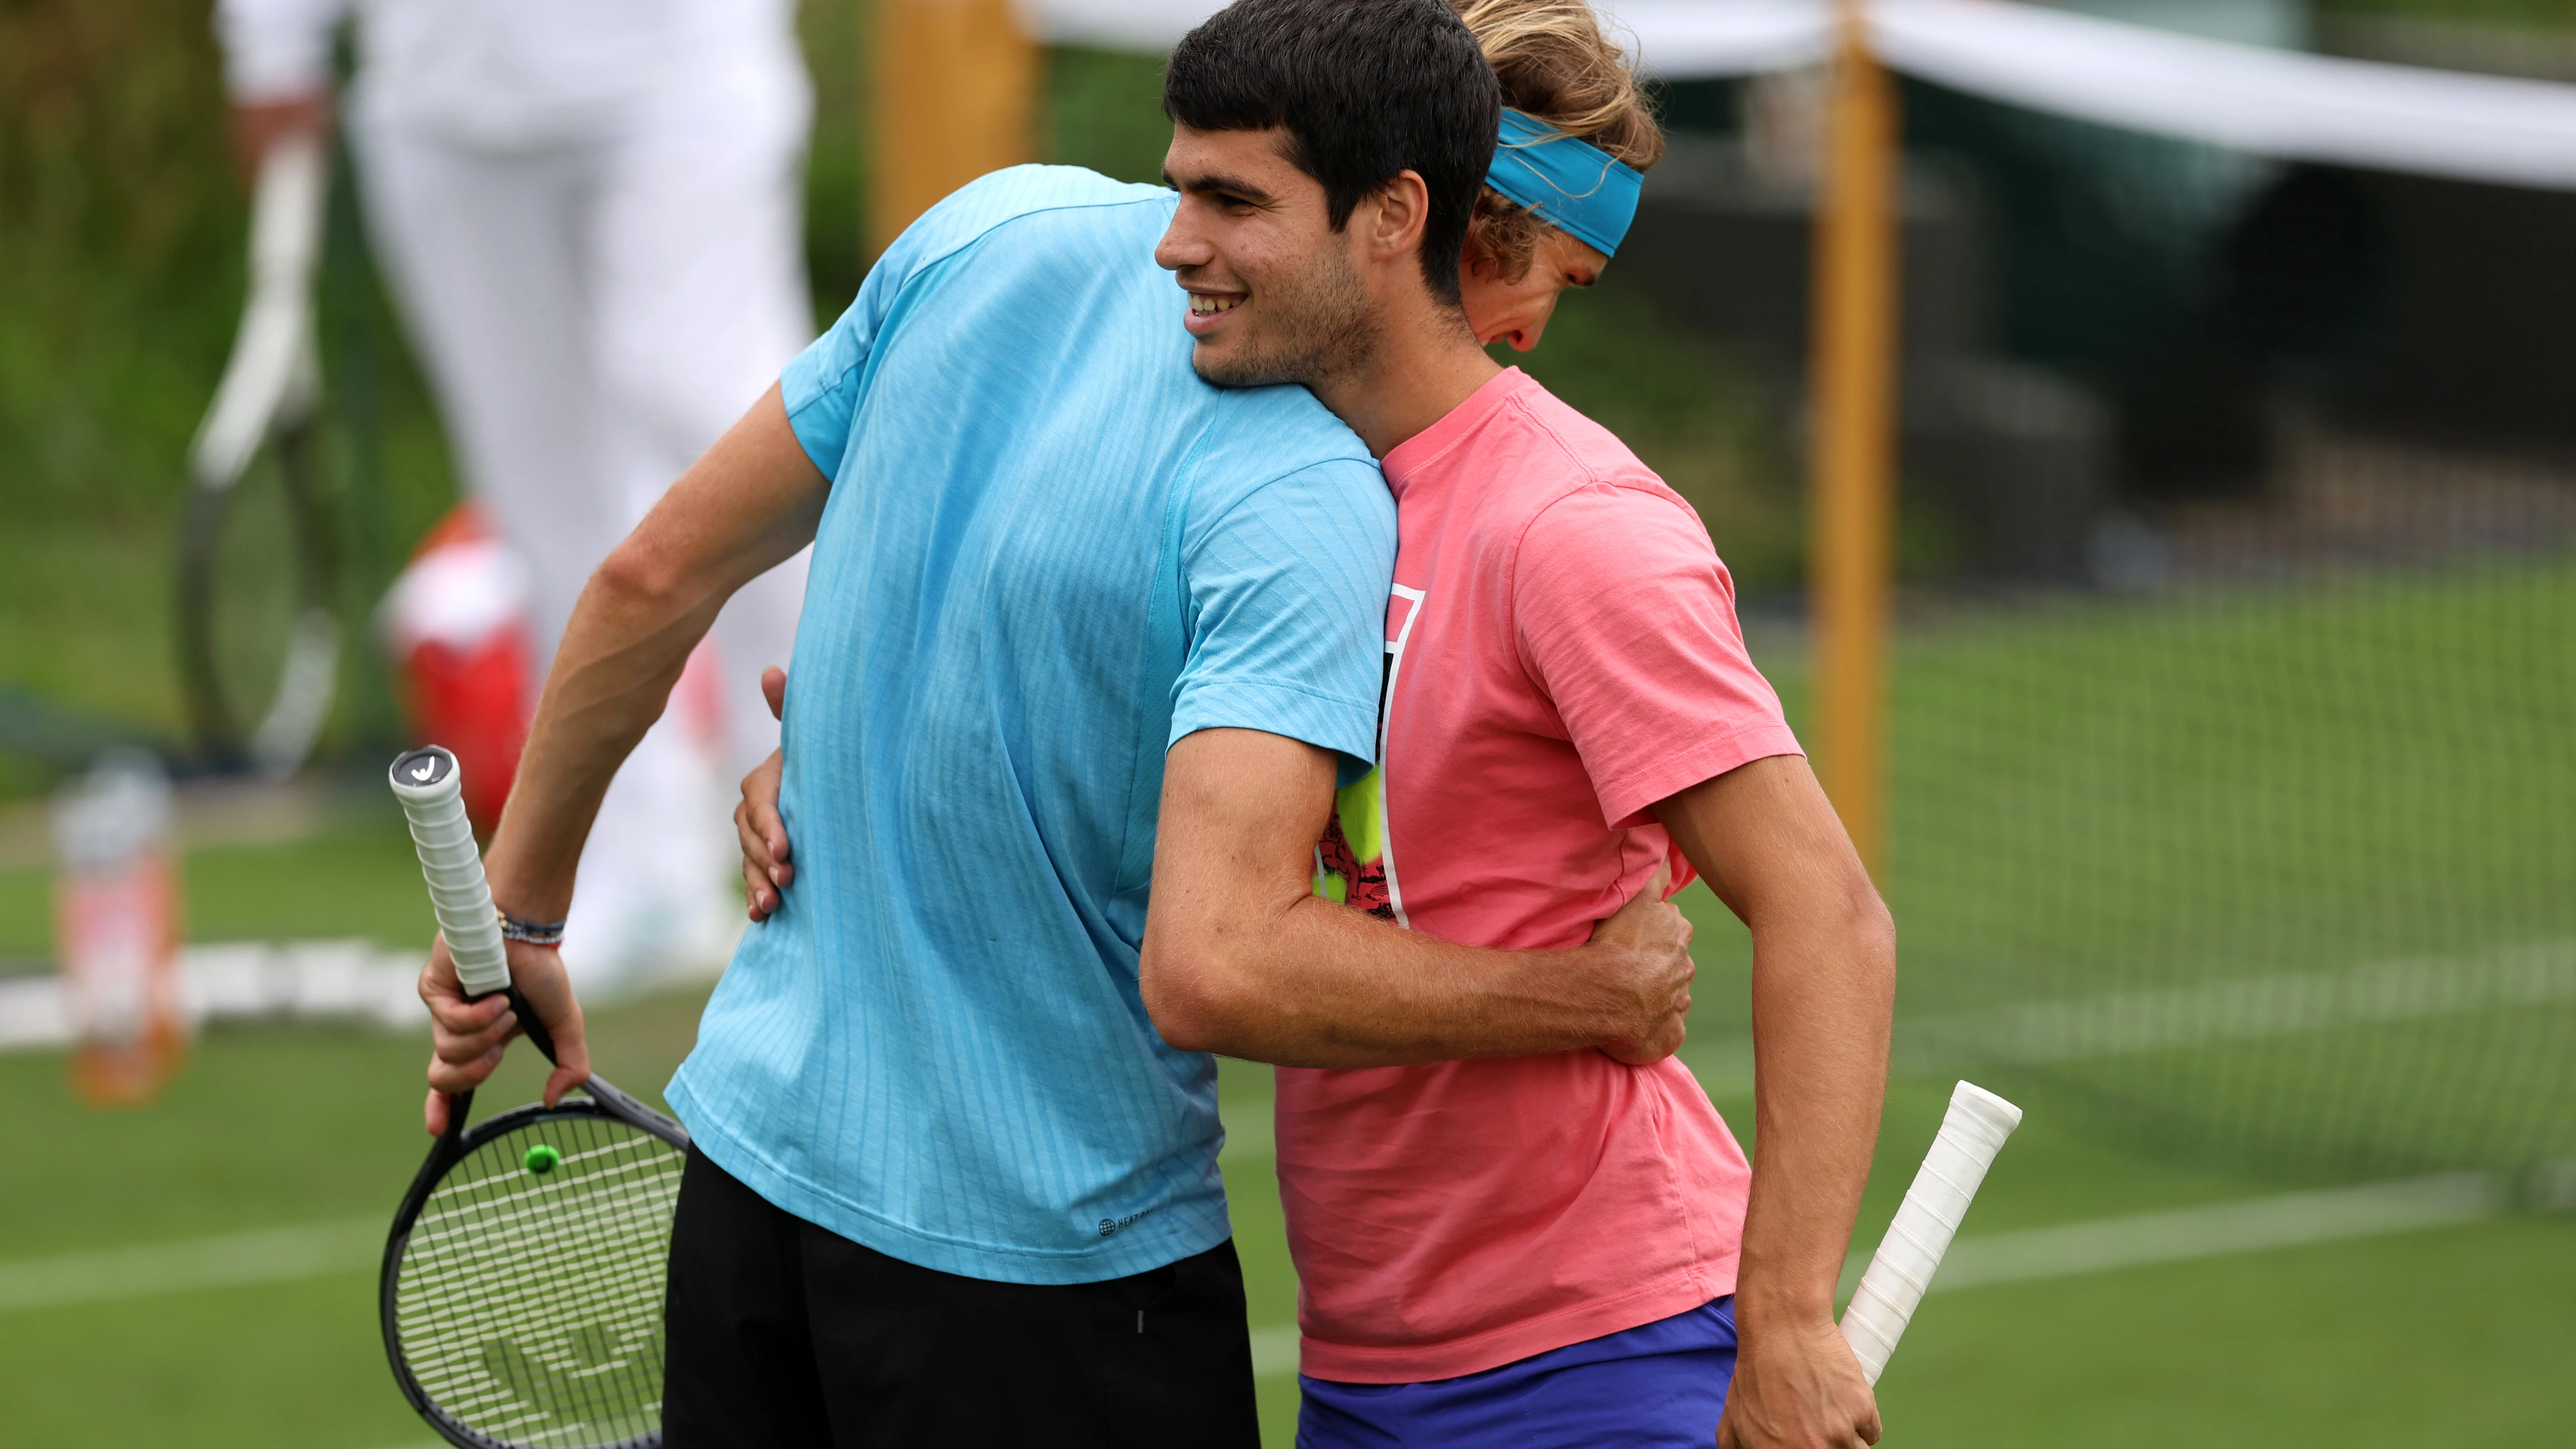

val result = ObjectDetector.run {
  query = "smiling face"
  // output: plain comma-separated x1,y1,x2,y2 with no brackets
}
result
1460,225,1607,353
1155,124,1384,389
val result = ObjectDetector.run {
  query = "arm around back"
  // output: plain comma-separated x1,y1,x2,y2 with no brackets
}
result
481,383,827,921
421,385,826,1126
1138,726,1699,1068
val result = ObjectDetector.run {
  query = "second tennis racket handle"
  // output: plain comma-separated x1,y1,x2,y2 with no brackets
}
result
387,746,510,998
1839,1079,2023,1384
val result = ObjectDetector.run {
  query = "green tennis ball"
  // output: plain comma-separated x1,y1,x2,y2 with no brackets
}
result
523,1144,562,1176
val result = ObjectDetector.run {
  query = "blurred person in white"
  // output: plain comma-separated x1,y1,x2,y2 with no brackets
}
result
217,0,816,989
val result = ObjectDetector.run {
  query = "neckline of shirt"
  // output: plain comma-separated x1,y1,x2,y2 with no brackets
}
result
1381,366,1537,500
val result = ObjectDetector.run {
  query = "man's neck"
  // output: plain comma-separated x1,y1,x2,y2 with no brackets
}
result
1310,296,1501,460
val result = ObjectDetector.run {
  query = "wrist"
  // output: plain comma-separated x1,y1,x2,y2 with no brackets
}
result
1732,1274,1841,1332
499,911,566,948
1564,940,1647,1049
488,883,573,925
483,835,574,925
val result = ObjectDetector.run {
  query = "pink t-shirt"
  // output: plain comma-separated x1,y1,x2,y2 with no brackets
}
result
1279,368,1803,1384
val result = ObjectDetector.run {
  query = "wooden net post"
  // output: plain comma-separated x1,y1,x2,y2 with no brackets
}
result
1808,0,1901,878
870,0,1039,254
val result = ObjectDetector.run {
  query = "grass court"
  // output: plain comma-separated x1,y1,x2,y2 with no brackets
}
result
6,546,2572,1446
3,962,2570,1447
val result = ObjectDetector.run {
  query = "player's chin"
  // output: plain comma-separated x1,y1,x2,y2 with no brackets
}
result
1185,335,1239,385
1188,335,1293,390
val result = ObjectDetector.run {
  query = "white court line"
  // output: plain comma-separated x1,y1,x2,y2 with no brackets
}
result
1833,1170,2510,1300
13,1168,2551,1392
1248,1169,2554,1379
0,1215,381,1314
1686,936,2576,1098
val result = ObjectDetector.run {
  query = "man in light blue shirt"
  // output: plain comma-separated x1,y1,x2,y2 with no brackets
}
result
415,0,1694,1442
666,161,1396,1283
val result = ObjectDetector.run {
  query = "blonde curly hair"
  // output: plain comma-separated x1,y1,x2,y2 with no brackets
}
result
1454,0,1664,284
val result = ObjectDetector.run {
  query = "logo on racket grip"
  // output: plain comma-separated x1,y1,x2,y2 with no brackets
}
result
394,747,452,786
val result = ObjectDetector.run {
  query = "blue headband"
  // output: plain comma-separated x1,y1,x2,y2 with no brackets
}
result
1483,108,1643,259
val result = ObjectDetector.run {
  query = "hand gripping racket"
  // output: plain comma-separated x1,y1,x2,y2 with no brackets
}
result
1839,1080,2023,1383
383,746,690,1449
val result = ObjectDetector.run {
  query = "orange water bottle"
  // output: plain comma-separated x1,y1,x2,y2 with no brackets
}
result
52,750,187,1106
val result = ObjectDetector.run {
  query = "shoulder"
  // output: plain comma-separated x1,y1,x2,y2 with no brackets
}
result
1499,376,1667,498
1460,386,1711,591
887,166,1178,285
1398,371,1666,526
1453,376,1701,551
1516,478,1715,595
1190,386,1388,536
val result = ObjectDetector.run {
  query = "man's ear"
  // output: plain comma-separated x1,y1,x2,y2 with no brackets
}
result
1363,169,1433,268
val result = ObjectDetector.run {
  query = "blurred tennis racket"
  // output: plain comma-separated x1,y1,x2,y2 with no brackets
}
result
178,133,342,777
1838,1079,2023,1383
383,746,689,1449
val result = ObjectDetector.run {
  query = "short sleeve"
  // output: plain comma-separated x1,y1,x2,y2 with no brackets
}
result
1172,461,1397,785
779,237,919,480
1515,486,1803,828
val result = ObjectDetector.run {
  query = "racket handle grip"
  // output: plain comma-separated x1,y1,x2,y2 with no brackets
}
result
496,984,559,1066
1839,1080,2023,1384
387,746,510,998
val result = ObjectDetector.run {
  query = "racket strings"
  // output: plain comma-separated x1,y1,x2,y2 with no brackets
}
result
393,1112,684,1447
405,1117,673,1444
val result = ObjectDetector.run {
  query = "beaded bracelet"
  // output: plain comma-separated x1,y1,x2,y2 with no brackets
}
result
499,911,568,948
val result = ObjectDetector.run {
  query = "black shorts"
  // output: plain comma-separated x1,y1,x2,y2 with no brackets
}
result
661,1145,1261,1449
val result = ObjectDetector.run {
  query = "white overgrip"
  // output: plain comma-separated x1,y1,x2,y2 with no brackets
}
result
1839,1080,2023,1384
386,747,511,997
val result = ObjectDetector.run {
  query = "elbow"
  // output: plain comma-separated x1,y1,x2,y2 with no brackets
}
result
592,532,689,613
1842,877,1898,997
1139,940,1246,1055
1847,879,1895,953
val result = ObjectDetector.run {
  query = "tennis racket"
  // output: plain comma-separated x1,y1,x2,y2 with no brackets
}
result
1838,1079,2023,1383
178,132,342,778
382,745,690,1449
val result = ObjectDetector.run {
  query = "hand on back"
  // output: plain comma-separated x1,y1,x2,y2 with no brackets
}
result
737,663,1694,1069
1585,863,1695,1064
738,666,793,921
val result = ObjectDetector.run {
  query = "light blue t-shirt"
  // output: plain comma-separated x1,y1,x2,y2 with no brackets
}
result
665,167,1397,1285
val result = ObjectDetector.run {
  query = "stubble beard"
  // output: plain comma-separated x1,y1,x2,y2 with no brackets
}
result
1190,244,1381,392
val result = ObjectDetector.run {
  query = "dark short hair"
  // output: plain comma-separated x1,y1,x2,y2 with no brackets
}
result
1165,0,1498,306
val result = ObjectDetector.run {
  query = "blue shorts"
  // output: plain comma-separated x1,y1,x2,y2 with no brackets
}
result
1296,1297,1737,1448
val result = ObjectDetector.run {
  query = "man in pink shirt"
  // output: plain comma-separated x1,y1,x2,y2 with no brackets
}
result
1146,5,1893,1443
738,0,1894,1442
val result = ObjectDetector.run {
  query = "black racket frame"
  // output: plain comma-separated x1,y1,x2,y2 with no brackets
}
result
381,1000,690,1449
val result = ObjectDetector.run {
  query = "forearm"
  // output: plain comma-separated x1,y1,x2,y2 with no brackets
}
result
481,562,726,919
1140,727,1691,1067
1654,755,1895,1327
484,385,826,919
1150,893,1627,1067
1734,895,1895,1327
